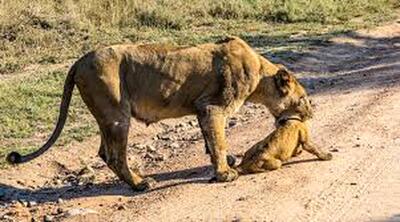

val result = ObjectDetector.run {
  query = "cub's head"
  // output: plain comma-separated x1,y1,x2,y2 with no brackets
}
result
256,65,313,122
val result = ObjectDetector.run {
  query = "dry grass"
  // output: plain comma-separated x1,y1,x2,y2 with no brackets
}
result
0,0,397,74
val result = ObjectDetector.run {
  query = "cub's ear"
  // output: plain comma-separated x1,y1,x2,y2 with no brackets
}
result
274,66,294,96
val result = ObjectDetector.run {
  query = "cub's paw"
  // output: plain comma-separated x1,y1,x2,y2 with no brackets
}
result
320,152,333,161
134,177,156,191
216,168,239,182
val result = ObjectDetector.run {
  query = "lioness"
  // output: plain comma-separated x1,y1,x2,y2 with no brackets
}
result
236,111,332,174
7,36,313,191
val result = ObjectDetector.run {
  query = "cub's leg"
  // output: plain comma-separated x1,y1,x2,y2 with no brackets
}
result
261,157,282,171
292,144,303,157
300,127,332,161
237,157,282,174
303,142,332,161
197,106,238,182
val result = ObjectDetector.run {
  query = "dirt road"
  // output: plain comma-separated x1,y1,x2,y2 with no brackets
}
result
1,22,400,222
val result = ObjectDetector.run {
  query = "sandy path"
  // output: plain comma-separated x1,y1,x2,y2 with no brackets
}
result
1,22,399,222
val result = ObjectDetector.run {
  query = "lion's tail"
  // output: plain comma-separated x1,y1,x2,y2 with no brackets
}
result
6,63,78,164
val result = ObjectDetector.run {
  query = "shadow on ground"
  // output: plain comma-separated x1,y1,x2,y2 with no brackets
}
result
0,157,325,204
372,214,400,222
0,165,212,204
243,30,400,94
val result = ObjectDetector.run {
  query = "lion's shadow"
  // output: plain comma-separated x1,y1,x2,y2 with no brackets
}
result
0,157,322,204
0,165,212,205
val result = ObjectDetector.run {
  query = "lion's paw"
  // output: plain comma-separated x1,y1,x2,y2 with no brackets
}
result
216,168,239,182
320,152,333,161
134,177,156,191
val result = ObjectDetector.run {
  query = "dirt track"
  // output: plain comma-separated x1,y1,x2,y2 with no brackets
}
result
1,22,400,222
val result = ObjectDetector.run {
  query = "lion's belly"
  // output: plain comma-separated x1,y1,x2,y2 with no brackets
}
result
130,98,195,125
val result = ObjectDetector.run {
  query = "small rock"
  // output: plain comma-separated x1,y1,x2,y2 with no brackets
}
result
16,180,26,187
353,144,360,148
144,153,154,160
57,198,64,204
169,142,180,149
189,120,198,127
44,215,54,222
27,201,37,207
155,154,165,161
19,199,28,207
56,207,64,214
117,205,126,210
177,122,188,128
350,182,357,185
236,197,246,201
330,148,339,152
130,143,146,150
228,121,237,128
54,179,63,185
78,165,94,176
157,134,171,141
65,208,98,217
11,200,19,205
146,145,156,153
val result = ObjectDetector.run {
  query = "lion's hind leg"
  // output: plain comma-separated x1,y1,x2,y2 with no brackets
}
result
77,71,153,191
100,120,155,191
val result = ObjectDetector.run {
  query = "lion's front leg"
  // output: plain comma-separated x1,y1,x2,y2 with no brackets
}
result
197,106,239,182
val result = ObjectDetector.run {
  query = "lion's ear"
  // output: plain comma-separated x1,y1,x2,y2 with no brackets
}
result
274,67,294,96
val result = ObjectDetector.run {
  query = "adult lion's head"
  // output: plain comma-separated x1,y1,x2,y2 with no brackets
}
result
250,64,313,122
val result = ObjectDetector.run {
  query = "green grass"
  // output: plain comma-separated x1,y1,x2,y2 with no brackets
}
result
0,0,398,166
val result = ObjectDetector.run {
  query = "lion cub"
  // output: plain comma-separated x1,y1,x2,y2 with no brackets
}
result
236,116,332,174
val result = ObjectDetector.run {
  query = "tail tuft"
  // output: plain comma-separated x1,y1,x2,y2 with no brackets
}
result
6,152,22,164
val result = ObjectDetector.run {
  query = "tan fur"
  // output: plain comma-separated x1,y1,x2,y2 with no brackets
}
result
236,118,332,175
8,36,313,190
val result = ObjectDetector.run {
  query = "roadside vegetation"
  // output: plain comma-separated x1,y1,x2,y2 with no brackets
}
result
0,0,398,165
